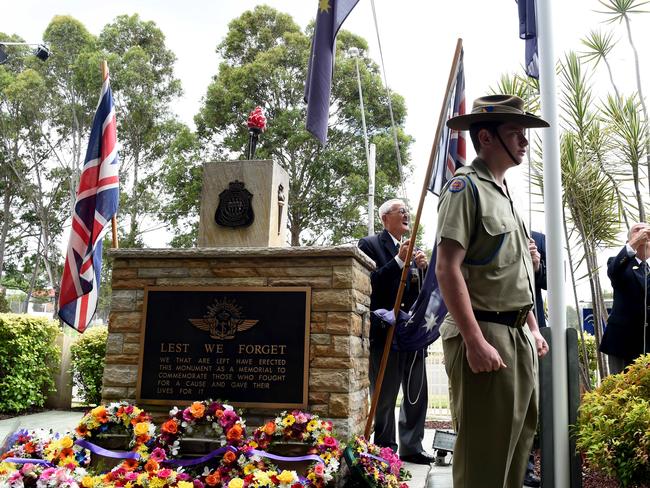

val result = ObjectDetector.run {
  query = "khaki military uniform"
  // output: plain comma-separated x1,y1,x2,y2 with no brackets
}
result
437,158,538,488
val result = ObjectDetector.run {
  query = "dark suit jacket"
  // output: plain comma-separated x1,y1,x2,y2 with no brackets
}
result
358,229,421,346
600,246,650,361
531,231,547,327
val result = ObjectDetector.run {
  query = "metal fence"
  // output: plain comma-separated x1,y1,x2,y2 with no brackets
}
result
426,340,452,420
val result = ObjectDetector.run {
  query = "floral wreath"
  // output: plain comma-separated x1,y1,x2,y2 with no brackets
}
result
0,462,88,488
232,410,342,488
0,429,90,469
75,402,155,462
343,436,411,488
155,400,246,458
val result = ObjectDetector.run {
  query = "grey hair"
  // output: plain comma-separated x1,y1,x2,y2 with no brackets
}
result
378,199,404,219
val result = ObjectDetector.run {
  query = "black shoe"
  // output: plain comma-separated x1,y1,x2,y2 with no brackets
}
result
523,469,541,488
400,451,434,465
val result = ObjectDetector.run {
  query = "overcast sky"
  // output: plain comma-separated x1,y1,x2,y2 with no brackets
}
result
4,0,650,301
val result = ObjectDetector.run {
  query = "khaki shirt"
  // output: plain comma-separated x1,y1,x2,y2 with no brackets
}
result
436,158,535,314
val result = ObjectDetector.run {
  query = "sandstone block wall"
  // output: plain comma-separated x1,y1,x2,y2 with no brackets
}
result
103,246,374,437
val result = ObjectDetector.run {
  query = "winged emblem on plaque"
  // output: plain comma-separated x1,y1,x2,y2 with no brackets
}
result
189,298,258,340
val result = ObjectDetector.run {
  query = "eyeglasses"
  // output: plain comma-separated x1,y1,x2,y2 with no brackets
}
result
389,208,409,216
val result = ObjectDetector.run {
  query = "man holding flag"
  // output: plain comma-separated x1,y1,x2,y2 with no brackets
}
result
58,65,119,332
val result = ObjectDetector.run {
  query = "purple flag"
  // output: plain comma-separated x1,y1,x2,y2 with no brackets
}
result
518,0,539,79
304,0,359,145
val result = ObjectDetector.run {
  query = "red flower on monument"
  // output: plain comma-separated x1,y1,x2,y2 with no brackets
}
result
247,106,267,132
246,106,266,159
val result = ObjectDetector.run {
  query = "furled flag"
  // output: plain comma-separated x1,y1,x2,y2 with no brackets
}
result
58,66,119,332
304,0,359,145
518,0,539,79
399,53,466,350
428,51,466,196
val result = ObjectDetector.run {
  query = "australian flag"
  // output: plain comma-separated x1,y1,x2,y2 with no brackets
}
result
304,0,359,145
428,52,466,196
518,0,539,79
58,67,119,332
399,53,466,350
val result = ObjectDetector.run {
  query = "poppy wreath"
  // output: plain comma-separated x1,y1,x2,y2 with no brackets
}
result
232,410,342,488
0,429,90,469
74,402,156,463
155,400,246,459
343,436,411,488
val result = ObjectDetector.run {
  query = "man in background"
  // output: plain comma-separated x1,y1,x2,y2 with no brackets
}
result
358,198,432,464
600,222,650,374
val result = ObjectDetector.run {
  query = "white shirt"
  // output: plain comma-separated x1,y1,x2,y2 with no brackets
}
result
388,232,405,269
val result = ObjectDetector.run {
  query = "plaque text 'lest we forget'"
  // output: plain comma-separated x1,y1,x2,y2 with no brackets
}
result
136,287,310,408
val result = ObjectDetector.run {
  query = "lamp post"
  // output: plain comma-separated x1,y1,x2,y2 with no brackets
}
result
0,42,50,64
350,47,375,236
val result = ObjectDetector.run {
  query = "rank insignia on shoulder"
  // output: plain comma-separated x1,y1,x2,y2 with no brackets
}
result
449,178,466,193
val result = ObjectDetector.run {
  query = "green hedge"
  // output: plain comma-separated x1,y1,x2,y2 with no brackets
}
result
576,354,650,486
70,326,107,405
0,313,60,412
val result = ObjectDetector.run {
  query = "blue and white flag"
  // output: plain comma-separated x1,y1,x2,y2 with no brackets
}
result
518,0,539,79
304,0,359,145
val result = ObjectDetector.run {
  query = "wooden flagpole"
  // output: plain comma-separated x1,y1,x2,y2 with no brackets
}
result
101,60,119,250
364,38,464,439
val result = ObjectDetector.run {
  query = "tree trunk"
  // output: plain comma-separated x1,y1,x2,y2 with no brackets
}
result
129,152,140,245
623,15,650,200
0,188,11,284
563,209,592,390
23,236,42,314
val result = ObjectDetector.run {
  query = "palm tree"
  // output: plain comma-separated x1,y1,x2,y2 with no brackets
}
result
597,0,650,192
581,30,621,99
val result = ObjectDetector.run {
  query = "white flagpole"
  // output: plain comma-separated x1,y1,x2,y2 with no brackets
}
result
368,143,376,236
536,0,569,486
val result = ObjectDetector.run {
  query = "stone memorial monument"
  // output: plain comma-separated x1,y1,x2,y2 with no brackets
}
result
103,109,373,437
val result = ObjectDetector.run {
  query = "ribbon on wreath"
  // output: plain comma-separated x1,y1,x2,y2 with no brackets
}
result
247,448,324,465
2,458,55,467
163,445,238,467
74,439,140,459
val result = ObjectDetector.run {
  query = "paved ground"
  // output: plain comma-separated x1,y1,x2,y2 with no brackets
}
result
0,410,452,487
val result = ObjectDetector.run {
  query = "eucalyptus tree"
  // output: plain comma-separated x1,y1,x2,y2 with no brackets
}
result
99,14,183,247
194,5,412,245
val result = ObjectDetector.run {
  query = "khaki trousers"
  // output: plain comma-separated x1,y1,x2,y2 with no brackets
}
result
443,321,538,488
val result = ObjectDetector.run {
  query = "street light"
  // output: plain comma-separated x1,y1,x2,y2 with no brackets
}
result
0,42,50,65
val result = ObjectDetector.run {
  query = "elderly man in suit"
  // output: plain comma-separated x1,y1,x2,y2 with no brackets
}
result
357,198,432,464
600,222,650,374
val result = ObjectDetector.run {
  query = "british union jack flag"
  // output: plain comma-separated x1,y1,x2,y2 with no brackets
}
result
59,67,119,332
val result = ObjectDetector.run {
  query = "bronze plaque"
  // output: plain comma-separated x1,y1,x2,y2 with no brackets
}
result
136,287,310,408
215,180,254,227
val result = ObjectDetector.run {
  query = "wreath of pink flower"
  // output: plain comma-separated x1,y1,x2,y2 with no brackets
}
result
344,436,411,488
155,400,246,459
74,402,155,463
238,410,342,488
0,462,86,488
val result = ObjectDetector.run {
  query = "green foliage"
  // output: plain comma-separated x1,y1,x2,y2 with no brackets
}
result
576,354,650,486
0,313,60,412
578,334,599,388
193,5,413,245
70,326,108,405
0,294,9,313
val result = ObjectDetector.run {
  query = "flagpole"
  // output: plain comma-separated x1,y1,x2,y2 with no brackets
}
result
536,0,569,485
101,60,119,250
364,38,463,439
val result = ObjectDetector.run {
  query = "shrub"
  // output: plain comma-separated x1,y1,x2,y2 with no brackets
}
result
0,313,60,412
578,334,598,388
0,294,9,313
70,326,108,405
576,354,650,487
